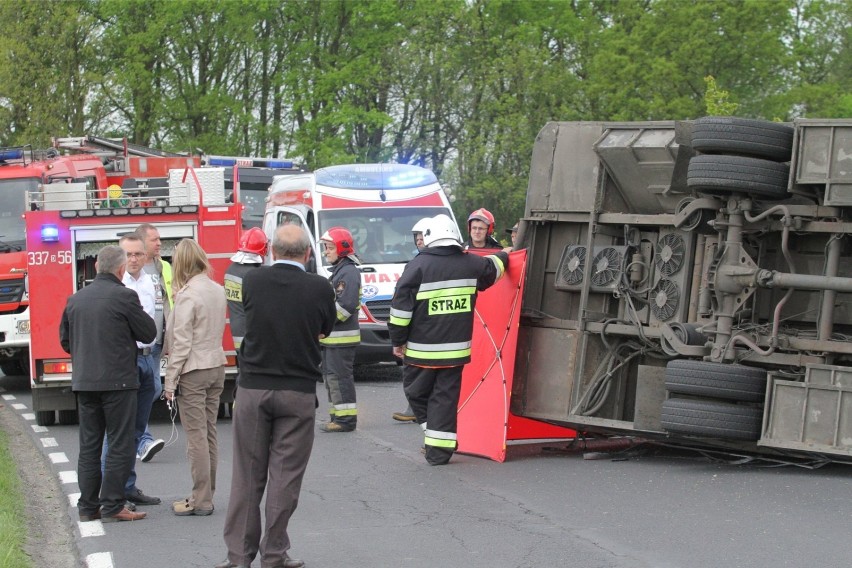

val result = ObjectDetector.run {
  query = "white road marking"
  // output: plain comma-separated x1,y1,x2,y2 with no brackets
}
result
22,413,34,420
49,452,69,464
11,403,26,410
78,521,105,538
40,437,58,448
68,493,80,507
59,470,77,484
32,425,48,433
85,552,114,568
1,394,15,400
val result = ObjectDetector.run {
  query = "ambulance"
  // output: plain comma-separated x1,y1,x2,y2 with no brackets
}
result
263,163,457,364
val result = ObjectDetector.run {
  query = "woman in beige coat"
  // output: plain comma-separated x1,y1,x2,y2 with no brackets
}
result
164,238,227,516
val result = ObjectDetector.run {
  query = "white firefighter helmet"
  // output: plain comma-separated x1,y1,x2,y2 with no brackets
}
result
411,217,430,235
421,214,462,249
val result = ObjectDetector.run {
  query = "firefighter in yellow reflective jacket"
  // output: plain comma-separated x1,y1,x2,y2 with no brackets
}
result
388,214,509,465
319,227,362,433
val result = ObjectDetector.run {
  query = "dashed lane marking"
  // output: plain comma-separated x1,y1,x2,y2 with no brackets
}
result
68,493,80,507
32,425,48,433
22,413,34,420
49,452,69,464
1,394,15,400
59,470,77,484
40,437,58,448
11,403,26,410
85,552,114,568
78,520,105,538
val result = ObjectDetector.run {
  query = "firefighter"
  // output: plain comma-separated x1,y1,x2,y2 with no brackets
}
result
319,226,362,433
463,207,502,250
389,214,509,465
392,217,429,423
224,228,268,351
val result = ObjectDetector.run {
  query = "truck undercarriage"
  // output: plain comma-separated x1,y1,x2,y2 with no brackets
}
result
512,118,852,463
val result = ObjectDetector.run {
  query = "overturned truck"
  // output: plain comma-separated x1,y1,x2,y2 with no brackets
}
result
512,117,852,463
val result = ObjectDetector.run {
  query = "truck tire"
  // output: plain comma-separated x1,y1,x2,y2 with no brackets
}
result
687,155,789,199
35,411,56,427
692,117,794,162
661,398,762,441
665,360,767,403
58,409,78,425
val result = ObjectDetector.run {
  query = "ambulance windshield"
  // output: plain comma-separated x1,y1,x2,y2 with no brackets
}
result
0,177,35,249
318,207,452,265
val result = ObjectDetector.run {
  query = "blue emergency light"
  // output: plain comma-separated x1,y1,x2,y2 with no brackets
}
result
208,156,295,169
0,148,24,161
41,224,59,242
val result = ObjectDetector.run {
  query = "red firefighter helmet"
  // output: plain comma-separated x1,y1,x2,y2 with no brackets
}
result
239,227,269,256
320,226,356,257
467,207,495,237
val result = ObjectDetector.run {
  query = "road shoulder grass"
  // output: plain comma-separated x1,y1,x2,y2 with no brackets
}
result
0,424,29,567
0,403,77,568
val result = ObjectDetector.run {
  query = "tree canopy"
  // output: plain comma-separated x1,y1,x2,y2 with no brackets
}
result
0,0,848,232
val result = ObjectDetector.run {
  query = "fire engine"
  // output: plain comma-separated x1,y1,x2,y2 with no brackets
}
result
263,163,457,364
0,139,198,379
25,167,240,426
511,117,852,464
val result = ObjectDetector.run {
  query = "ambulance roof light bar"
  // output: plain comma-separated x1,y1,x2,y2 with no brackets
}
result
205,155,298,170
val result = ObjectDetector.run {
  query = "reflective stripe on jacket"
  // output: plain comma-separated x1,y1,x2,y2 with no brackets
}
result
388,246,508,367
320,256,362,347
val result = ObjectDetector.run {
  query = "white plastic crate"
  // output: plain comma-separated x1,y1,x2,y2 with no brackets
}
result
167,167,226,206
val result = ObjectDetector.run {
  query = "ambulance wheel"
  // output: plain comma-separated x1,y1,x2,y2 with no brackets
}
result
661,398,762,441
665,360,767,403
692,117,794,162
687,155,789,199
217,402,232,420
35,411,56,427
58,409,78,425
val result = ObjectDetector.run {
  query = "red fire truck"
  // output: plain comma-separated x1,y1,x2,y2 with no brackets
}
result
0,140,199,379
25,167,240,425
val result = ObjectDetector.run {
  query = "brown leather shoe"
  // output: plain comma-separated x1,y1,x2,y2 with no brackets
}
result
213,561,249,568
101,507,147,522
266,554,305,568
79,509,101,522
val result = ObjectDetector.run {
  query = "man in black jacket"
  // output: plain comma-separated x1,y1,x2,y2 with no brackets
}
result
218,224,335,568
60,245,157,523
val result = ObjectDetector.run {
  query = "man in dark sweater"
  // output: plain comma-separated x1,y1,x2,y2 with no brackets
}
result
218,224,336,568
60,245,157,523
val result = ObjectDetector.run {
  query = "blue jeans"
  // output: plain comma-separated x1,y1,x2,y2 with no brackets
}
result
138,343,164,451
102,353,157,493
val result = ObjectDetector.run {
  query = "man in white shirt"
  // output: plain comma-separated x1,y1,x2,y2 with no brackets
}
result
135,223,169,462
101,234,161,506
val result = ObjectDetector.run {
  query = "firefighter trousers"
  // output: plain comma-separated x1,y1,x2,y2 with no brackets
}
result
322,346,357,430
402,365,463,465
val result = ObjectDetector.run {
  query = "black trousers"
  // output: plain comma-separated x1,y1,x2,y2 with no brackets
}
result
322,346,357,429
77,389,137,517
403,365,463,465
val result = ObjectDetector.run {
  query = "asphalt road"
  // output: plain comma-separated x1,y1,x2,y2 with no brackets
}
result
2,366,851,568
